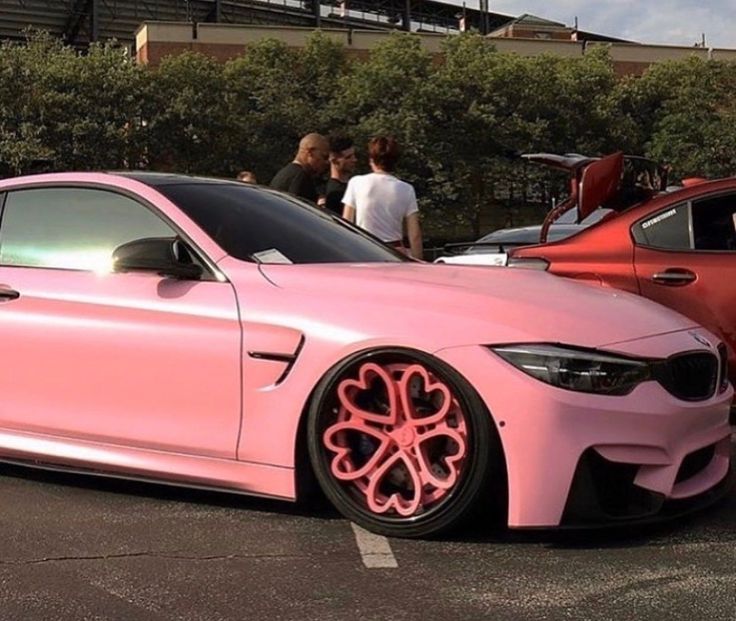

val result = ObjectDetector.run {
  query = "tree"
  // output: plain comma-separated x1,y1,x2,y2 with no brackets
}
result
617,56,736,177
421,34,518,236
40,40,149,170
335,33,447,231
147,51,231,175
0,32,151,174
224,32,350,183
0,33,59,175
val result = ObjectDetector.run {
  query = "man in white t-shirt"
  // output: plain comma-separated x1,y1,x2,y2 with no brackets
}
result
342,136,423,260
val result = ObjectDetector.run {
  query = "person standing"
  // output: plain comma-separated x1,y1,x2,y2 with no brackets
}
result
270,133,330,204
324,135,357,216
342,136,423,260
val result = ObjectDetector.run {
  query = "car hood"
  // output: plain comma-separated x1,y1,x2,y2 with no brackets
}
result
250,262,699,351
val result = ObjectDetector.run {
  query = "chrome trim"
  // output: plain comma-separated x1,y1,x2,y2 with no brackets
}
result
651,271,696,284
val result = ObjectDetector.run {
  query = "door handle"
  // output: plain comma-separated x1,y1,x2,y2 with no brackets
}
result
0,286,20,301
651,269,696,286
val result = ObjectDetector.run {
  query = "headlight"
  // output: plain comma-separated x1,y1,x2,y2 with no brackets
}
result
490,344,652,395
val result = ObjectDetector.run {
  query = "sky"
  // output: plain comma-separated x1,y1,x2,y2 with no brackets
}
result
447,0,736,49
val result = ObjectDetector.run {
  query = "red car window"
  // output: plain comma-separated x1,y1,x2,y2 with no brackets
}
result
692,194,736,251
632,203,692,250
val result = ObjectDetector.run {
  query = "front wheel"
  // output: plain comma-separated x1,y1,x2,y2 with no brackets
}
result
307,349,502,538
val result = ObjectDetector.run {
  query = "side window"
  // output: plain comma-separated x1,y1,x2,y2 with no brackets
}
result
632,203,692,250
691,194,736,251
0,187,176,271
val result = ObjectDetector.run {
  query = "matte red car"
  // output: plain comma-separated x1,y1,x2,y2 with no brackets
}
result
509,152,736,401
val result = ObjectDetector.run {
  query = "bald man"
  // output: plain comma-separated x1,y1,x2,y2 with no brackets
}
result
270,133,330,204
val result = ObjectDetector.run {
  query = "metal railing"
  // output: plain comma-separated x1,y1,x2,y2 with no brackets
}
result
0,0,510,44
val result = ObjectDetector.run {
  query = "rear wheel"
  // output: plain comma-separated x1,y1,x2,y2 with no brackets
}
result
307,349,501,538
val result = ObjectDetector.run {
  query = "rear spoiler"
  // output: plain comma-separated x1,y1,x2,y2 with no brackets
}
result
523,152,668,242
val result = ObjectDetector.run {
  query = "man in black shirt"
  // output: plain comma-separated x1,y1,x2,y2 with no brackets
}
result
270,133,330,204
325,135,358,216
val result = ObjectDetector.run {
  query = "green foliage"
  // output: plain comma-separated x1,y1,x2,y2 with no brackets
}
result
422,35,512,234
147,51,230,174
0,33,63,174
45,42,150,171
617,56,736,177
2,32,736,237
0,32,149,174
224,32,350,182
650,59,736,178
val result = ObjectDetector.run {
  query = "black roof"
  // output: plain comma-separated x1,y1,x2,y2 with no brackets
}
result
109,171,238,188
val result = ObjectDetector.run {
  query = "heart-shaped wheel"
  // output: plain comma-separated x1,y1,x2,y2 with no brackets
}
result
336,362,399,426
309,350,498,538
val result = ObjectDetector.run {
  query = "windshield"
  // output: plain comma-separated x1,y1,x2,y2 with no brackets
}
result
157,182,407,265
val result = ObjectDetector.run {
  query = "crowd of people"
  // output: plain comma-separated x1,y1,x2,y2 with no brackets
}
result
240,132,423,260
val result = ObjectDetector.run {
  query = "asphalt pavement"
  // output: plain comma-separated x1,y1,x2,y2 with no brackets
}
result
0,449,734,621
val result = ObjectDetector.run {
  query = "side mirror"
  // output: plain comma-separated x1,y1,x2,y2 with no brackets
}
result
112,237,204,280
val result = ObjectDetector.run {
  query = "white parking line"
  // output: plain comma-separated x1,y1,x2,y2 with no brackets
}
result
351,523,398,568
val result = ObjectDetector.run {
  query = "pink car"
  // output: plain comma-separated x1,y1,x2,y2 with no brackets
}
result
0,172,731,538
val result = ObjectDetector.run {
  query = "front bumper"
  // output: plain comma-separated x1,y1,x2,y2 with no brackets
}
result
560,440,732,526
436,339,733,528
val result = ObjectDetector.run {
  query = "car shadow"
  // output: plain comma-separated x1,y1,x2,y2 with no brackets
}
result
448,494,736,549
3,461,734,546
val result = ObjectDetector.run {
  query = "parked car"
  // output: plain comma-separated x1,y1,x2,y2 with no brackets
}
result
506,152,736,401
435,210,610,266
436,152,664,267
0,172,730,538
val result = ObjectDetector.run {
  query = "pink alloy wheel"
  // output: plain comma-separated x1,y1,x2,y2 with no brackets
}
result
322,361,469,518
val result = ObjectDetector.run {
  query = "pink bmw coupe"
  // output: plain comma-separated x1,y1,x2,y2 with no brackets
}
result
0,172,731,538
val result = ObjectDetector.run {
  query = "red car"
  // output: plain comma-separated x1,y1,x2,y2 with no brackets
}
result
509,152,736,402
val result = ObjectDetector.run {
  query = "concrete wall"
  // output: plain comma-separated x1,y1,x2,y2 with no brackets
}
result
494,25,575,41
492,37,583,58
711,48,736,62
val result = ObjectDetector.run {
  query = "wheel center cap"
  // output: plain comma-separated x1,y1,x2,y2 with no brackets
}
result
391,426,416,448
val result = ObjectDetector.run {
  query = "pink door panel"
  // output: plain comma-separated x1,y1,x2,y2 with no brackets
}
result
0,267,242,459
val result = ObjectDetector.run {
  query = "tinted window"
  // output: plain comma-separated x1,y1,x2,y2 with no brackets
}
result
0,187,175,271
157,182,405,264
691,194,736,251
632,203,691,250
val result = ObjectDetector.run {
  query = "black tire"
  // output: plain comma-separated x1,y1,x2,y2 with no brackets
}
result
307,348,503,539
